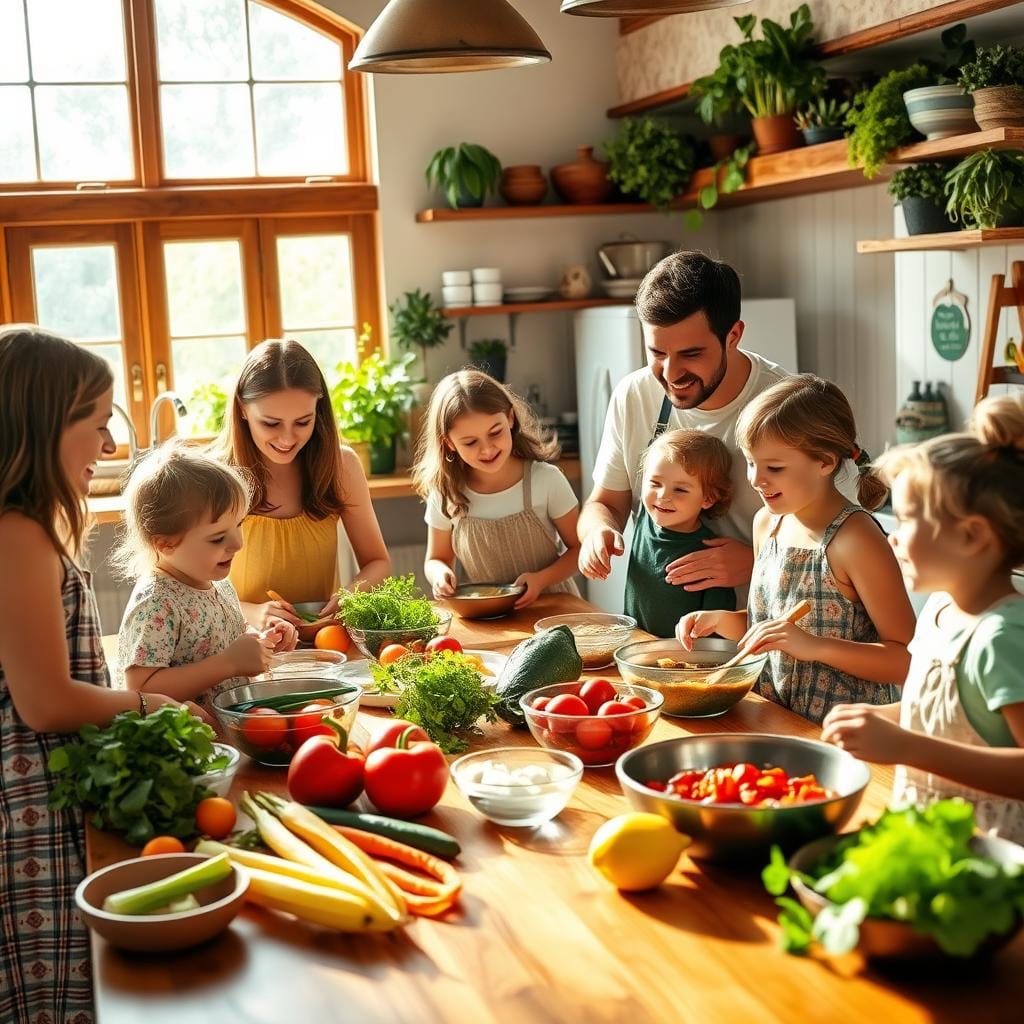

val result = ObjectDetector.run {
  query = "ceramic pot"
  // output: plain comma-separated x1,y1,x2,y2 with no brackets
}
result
500,165,548,205
970,85,1024,130
550,146,612,204
900,197,956,235
903,84,977,140
751,114,803,154
369,437,396,476
708,133,743,161
801,125,845,146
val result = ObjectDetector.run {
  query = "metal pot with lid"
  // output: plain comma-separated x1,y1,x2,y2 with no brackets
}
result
597,236,671,279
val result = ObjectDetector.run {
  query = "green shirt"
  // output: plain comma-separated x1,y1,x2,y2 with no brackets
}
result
624,509,736,639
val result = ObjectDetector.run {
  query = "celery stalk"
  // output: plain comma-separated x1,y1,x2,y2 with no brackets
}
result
103,852,231,915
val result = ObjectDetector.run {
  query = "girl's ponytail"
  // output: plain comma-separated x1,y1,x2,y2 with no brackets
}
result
852,446,888,511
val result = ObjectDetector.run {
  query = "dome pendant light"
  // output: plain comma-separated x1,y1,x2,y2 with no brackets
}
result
561,0,751,17
350,0,551,74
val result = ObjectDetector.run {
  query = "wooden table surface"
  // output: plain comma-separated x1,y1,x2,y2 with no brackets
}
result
88,594,1024,1024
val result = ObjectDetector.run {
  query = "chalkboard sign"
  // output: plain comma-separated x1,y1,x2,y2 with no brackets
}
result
930,279,970,362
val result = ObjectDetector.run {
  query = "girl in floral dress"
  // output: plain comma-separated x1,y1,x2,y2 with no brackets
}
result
0,325,184,1023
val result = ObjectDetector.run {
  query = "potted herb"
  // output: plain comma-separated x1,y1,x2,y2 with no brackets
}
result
425,143,502,210
186,381,228,436
690,58,747,161
330,351,416,475
944,148,1024,229
958,44,1024,130
888,163,956,235
902,24,978,140
389,288,453,388
795,96,850,146
468,338,508,383
603,116,695,212
686,143,753,230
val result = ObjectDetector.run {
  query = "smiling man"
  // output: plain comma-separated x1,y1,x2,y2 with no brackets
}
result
578,250,855,601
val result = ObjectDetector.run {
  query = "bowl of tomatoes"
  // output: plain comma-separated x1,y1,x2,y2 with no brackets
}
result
520,680,663,767
346,610,454,661
211,677,361,767
616,734,871,863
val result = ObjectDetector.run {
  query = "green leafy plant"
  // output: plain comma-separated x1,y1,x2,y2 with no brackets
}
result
944,148,1024,228
425,142,502,209
48,705,228,845
337,574,439,632
330,350,416,446
794,96,850,131
603,116,696,212
846,63,932,178
957,44,1024,91
925,23,977,85
468,338,508,380
685,142,753,229
187,381,228,436
389,288,453,382
691,58,746,127
887,162,950,203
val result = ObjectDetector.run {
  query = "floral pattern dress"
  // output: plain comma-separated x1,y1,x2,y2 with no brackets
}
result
1,556,109,1024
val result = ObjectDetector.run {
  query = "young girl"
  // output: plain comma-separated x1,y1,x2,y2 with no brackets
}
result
625,428,737,637
823,395,1024,842
216,338,390,631
677,374,915,724
115,443,296,709
0,325,185,1023
415,370,581,608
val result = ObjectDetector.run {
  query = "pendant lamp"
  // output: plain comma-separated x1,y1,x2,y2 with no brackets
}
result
350,0,551,74
561,0,751,17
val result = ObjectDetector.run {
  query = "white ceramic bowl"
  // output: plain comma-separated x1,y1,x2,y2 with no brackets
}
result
442,285,473,306
195,742,241,798
473,282,503,304
472,267,501,283
442,270,471,286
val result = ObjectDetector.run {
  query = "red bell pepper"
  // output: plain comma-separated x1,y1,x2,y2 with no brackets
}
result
286,719,365,808
363,725,448,818
366,718,431,757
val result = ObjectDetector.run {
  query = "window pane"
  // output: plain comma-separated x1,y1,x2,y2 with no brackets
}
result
0,0,29,82
32,245,121,341
171,335,247,434
85,342,130,445
26,0,126,82
161,84,253,178
287,329,357,378
0,86,36,180
277,234,354,329
155,0,248,82
35,85,132,180
249,2,341,81
253,83,346,177
164,240,245,338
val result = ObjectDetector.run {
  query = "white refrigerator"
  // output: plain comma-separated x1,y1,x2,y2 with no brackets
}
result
573,300,799,614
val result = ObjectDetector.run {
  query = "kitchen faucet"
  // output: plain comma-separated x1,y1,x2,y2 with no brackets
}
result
110,403,139,461
149,391,188,448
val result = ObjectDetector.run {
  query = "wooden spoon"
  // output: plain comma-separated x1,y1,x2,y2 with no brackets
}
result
705,599,812,684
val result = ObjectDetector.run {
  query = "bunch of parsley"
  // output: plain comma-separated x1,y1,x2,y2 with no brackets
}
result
337,574,439,631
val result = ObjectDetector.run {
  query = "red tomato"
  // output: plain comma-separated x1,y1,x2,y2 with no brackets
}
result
291,699,335,748
366,719,430,756
623,695,647,711
579,678,616,715
364,727,448,818
379,643,410,666
242,707,288,749
532,696,550,711
546,693,589,733
597,700,636,733
425,635,463,655
574,717,613,751
287,721,365,807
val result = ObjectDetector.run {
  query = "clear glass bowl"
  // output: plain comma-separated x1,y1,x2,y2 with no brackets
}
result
450,746,582,827
258,649,347,681
345,609,453,660
195,742,240,797
533,612,636,670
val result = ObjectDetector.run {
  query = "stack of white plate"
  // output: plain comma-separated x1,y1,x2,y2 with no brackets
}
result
504,286,554,303
601,277,643,299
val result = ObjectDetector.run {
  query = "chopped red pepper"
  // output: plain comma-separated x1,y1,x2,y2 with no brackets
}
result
645,761,836,808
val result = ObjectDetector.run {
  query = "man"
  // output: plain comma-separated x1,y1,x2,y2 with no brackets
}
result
578,249,856,598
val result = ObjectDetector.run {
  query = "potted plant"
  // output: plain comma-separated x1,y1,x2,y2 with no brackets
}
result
467,338,508,383
958,44,1024,130
603,116,696,212
690,58,747,161
389,288,454,389
425,143,502,210
686,143,753,230
186,381,228,436
944,148,1024,229
330,351,417,476
902,24,978,140
888,163,956,235
794,96,850,146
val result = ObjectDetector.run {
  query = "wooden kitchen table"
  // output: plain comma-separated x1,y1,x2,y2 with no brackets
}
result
87,595,1024,1024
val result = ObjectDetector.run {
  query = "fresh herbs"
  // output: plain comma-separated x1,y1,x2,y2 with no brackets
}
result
48,705,227,845
389,288,454,384
337,575,440,632
762,800,1024,957
944,148,1024,228
330,349,416,448
372,651,500,754
958,44,1024,92
888,162,951,203
603,116,696,212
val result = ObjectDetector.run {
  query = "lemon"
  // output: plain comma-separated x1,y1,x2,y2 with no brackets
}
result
588,813,691,892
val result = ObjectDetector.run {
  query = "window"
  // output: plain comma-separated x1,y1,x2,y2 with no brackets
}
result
0,0,380,448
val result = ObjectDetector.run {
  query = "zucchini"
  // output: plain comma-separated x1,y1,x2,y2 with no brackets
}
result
229,686,357,713
304,807,461,859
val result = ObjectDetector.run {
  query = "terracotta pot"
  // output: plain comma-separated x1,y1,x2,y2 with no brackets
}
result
971,85,1024,130
550,145,612,204
500,165,548,205
751,114,803,155
708,133,743,161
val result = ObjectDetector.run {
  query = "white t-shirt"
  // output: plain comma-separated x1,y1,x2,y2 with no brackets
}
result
425,461,579,534
592,353,860,545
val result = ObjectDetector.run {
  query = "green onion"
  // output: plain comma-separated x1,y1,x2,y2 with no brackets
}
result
103,852,232,915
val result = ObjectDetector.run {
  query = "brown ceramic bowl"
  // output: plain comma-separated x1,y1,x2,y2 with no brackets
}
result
76,853,249,953
550,145,612,204
500,166,548,205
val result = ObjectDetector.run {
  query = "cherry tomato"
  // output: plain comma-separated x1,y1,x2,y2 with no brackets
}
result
242,707,288,749
379,643,410,666
623,695,647,711
425,635,463,655
291,699,335,748
141,835,186,856
195,797,237,840
532,696,550,711
579,678,616,715
574,717,613,751
546,693,589,733
597,699,636,733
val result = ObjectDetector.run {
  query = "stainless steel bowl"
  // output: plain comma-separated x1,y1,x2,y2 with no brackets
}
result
445,583,525,620
616,734,870,863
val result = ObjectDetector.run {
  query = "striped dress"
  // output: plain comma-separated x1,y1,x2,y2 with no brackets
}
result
1,556,109,1024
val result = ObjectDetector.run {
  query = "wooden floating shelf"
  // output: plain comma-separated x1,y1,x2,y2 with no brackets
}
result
417,203,651,222
889,127,1024,162
442,298,630,317
992,366,1024,387
857,228,1024,254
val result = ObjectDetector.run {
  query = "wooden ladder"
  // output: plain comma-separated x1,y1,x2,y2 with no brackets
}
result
976,260,1024,403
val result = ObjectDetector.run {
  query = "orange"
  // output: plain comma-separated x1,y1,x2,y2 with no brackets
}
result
195,797,237,840
315,624,351,653
141,835,186,856
379,643,410,666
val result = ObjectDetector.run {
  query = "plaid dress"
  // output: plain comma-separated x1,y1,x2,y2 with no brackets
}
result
749,506,899,725
1,556,109,1024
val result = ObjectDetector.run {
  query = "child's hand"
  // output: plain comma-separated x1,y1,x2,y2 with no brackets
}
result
431,566,457,599
739,618,822,662
513,572,544,609
579,528,624,581
821,704,905,764
226,633,271,677
257,598,302,629
676,611,723,650
264,618,298,652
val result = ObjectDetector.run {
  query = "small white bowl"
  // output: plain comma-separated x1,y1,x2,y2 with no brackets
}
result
195,742,241,798
473,282,503,304
442,285,473,306
472,267,501,283
442,270,471,286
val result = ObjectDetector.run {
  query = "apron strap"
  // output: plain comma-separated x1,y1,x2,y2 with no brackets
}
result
650,396,673,444
521,461,533,511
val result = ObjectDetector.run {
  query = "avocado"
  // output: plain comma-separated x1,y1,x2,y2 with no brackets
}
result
495,624,583,725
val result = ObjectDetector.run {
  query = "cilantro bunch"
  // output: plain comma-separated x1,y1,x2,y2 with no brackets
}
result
763,800,1024,957
337,574,439,632
48,705,228,845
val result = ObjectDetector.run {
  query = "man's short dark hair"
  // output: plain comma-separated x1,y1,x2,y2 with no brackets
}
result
635,250,741,344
